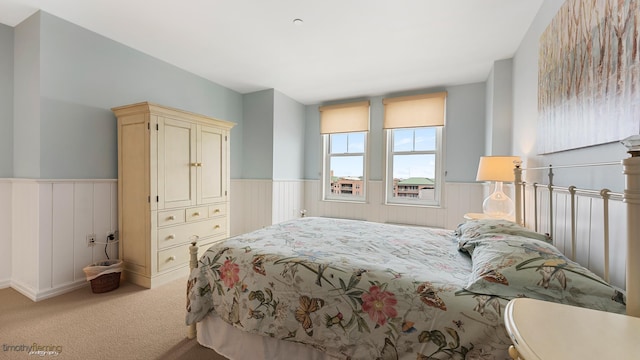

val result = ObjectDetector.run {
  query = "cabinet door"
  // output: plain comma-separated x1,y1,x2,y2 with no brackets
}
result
118,114,151,274
158,117,197,209
197,124,227,204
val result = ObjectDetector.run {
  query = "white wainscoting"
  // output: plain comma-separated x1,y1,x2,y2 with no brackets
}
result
272,180,305,225
521,185,627,290
14,177,611,301
230,179,305,236
304,180,484,230
0,180,12,288
6,179,118,301
230,179,273,236
230,179,485,236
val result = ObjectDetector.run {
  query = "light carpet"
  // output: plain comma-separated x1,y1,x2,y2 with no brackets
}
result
0,277,228,359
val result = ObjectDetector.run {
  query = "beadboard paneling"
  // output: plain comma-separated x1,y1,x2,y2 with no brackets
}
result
52,183,75,288
523,186,627,290
8,179,118,301
230,179,273,236
0,181,11,287
11,180,40,294
303,180,483,229
272,180,305,224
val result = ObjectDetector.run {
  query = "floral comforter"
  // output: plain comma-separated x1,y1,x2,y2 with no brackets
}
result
185,217,624,359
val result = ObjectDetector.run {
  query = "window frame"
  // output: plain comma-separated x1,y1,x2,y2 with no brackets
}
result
323,131,368,202
385,126,443,207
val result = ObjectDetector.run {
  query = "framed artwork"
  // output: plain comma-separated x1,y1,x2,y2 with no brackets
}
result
538,0,640,154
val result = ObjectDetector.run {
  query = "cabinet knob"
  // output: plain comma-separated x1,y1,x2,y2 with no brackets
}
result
213,209,220,213
214,225,220,229
167,215,175,220
167,234,175,240
193,212,200,217
197,162,203,167
168,256,176,261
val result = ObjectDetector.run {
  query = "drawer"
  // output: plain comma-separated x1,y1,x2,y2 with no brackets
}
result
158,209,185,227
157,217,227,249
209,204,227,217
157,243,190,272
186,206,208,222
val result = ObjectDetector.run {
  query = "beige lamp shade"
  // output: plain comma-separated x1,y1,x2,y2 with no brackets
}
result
476,156,521,182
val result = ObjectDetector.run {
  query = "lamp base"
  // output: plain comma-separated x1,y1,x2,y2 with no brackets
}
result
482,181,514,219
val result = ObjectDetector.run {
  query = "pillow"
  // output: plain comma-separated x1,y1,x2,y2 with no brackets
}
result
464,237,626,313
454,219,551,254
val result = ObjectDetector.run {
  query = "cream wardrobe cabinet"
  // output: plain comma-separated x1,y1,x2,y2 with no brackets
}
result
113,102,235,288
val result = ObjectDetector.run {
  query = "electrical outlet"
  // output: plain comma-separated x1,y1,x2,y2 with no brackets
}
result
87,234,96,246
106,231,118,242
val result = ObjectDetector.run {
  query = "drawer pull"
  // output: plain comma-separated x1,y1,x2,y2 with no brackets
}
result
168,256,176,261
213,209,220,213
167,234,175,240
167,215,175,221
193,212,200,217
214,225,220,229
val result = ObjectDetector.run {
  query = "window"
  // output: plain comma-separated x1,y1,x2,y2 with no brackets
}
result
383,92,446,206
320,101,370,201
324,132,366,200
386,127,442,205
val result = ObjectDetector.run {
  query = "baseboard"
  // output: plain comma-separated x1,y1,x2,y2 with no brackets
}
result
34,280,89,301
0,278,10,289
10,280,38,301
124,266,190,289
11,279,89,302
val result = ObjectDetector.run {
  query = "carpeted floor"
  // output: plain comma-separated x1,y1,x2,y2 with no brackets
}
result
0,277,228,359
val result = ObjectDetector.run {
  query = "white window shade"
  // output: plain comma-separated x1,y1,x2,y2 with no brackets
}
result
319,101,370,134
383,92,447,129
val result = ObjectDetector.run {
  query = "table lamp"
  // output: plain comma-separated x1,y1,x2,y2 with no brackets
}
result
476,156,521,218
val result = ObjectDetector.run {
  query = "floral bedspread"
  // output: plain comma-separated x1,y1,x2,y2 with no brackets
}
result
185,217,520,359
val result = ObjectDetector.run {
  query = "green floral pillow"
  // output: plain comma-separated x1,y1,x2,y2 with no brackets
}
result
454,219,551,254
464,237,626,313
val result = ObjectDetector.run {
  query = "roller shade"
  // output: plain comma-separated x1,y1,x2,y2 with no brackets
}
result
319,101,370,134
383,92,446,129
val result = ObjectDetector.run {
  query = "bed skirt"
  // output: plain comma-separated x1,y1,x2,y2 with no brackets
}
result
197,314,336,360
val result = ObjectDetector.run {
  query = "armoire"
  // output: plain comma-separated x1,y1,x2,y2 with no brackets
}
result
112,102,235,288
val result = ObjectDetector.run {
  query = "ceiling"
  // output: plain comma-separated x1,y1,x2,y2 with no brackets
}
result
0,0,544,105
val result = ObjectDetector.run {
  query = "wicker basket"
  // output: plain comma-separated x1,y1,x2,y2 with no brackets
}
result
90,272,121,293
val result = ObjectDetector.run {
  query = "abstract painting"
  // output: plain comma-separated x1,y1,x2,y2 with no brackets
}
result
538,0,640,153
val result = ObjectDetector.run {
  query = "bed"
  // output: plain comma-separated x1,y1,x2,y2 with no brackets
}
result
185,136,640,360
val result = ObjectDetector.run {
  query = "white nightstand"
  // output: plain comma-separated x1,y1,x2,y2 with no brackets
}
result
504,298,640,360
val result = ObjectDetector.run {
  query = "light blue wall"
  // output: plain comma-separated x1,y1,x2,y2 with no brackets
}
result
0,24,13,177
485,59,513,156
242,90,274,179
304,84,486,182
12,11,244,179
444,83,487,182
13,13,41,178
304,106,322,179
273,90,305,180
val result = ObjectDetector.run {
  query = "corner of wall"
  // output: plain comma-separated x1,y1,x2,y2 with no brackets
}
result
0,180,12,287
